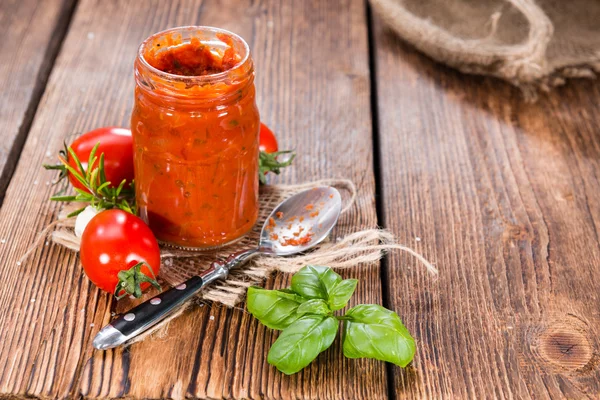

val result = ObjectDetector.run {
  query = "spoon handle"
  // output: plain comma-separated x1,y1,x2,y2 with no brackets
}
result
93,248,260,350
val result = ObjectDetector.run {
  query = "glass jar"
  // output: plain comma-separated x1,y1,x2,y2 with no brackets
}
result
132,26,260,249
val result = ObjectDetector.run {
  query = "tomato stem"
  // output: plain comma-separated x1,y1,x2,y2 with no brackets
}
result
114,261,161,299
259,150,296,184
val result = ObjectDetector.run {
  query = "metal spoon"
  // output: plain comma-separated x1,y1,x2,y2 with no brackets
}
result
93,186,342,350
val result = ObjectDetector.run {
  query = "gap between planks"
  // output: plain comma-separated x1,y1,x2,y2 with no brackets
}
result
0,0,79,207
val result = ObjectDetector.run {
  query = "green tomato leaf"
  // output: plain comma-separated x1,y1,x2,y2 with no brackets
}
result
296,299,331,316
268,315,338,375
328,279,358,311
247,286,305,330
291,265,342,300
342,304,416,367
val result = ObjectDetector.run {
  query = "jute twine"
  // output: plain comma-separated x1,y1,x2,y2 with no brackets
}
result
371,0,600,97
21,179,436,345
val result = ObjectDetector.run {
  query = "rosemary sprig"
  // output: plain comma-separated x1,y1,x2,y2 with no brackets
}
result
44,142,136,217
42,141,70,188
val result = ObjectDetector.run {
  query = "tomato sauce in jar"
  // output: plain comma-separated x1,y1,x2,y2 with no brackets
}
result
132,27,260,249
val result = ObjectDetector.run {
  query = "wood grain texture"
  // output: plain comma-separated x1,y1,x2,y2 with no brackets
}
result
0,0,76,204
0,0,385,398
372,16,600,399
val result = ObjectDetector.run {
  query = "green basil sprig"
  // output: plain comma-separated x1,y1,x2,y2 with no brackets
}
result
246,265,415,375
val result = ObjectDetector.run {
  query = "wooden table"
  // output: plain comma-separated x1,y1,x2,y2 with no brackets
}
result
1,0,599,398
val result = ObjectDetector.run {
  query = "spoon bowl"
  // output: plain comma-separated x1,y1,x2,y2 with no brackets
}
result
260,186,342,255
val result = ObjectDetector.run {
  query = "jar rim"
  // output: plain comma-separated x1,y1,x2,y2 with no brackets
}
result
137,25,251,84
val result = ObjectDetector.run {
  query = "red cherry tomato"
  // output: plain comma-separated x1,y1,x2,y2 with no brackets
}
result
67,127,134,193
80,209,161,296
259,122,278,153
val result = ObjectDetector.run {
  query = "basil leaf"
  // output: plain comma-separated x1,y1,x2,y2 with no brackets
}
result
291,265,342,300
342,304,415,367
296,299,331,316
247,286,305,330
268,315,338,375
328,279,358,310
290,266,357,310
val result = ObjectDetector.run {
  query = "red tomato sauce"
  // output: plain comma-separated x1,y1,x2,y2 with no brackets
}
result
144,34,238,76
132,27,259,249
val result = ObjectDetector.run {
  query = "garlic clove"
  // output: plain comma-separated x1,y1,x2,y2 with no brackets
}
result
75,206,102,237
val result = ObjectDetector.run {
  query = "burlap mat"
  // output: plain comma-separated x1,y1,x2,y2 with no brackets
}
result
21,179,436,345
27,179,436,308
371,0,600,96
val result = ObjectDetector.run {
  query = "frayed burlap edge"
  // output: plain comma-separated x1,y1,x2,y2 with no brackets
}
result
161,228,437,306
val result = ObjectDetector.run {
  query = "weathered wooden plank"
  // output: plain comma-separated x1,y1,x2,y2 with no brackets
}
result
0,0,76,204
372,15,600,399
0,0,385,398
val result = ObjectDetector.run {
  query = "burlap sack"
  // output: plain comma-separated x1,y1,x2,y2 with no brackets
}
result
371,0,600,95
